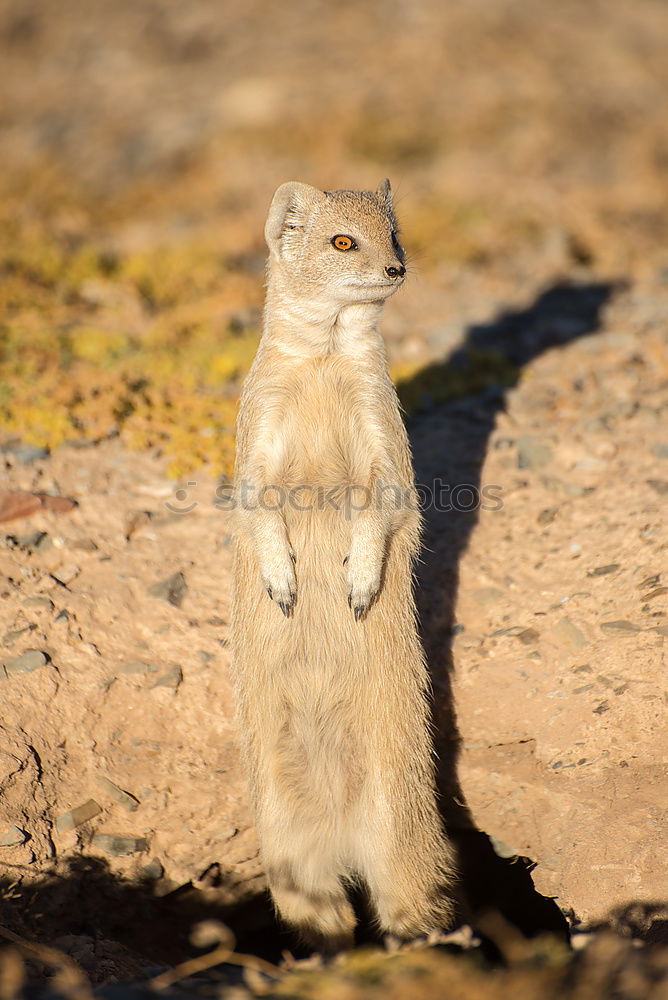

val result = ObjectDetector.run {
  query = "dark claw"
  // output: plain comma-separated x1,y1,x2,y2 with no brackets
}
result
354,605,366,622
343,555,348,566
347,592,352,608
266,586,273,600
276,590,296,618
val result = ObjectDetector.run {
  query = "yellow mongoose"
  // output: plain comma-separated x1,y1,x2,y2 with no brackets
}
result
231,180,457,949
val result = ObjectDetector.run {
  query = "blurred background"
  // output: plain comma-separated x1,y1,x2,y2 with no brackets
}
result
2,0,668,476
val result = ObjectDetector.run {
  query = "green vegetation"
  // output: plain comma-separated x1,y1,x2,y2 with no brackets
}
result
0,207,259,477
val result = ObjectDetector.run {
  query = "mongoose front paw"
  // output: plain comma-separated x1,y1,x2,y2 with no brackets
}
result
346,563,381,622
265,582,296,617
262,554,297,617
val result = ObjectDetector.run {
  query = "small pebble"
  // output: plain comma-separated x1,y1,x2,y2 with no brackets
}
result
52,565,80,586
517,436,553,470
537,507,558,526
148,572,188,608
1,444,50,464
551,618,588,650
587,564,620,577
647,479,668,496
489,836,520,859
652,444,668,459
151,665,183,690
517,627,540,646
0,825,27,847
55,799,102,832
140,858,164,880
2,650,48,678
599,620,641,636
642,587,668,601
92,833,149,857
11,531,52,553
22,597,54,611
97,776,140,812
3,624,37,645
118,661,158,675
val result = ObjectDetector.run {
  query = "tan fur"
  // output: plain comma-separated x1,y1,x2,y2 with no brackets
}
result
230,180,457,949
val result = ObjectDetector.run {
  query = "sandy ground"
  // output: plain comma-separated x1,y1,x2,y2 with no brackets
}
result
1,269,666,949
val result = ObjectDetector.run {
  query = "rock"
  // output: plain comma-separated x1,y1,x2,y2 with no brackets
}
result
148,572,188,607
599,620,642,636
551,617,588,650
140,857,164,880
52,564,80,585
517,436,553,470
647,479,668,496
537,507,558,525
2,649,48,678
23,596,54,611
561,482,591,497
3,624,37,645
11,531,52,552
489,836,521,859
118,660,158,675
92,833,149,857
517,627,540,646
55,799,102,832
0,825,27,846
124,510,154,541
5,444,50,464
652,444,668,459
151,665,183,690
587,564,620,577
642,587,668,601
97,776,140,812
54,609,70,623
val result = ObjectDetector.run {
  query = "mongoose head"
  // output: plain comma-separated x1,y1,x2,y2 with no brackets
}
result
265,180,406,306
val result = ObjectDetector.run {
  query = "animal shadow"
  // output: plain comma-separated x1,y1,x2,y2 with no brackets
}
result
404,279,619,940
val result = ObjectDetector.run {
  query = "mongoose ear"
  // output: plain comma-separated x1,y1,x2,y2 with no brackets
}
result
377,178,393,205
265,182,326,258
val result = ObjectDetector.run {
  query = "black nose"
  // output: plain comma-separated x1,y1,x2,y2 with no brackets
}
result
385,265,406,279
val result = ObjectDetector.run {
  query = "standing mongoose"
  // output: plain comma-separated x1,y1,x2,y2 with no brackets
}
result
231,180,457,949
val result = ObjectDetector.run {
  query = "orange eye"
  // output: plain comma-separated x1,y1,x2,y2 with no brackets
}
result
331,235,357,251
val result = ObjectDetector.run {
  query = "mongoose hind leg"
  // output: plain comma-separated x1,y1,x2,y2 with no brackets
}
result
351,807,457,940
267,864,355,953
